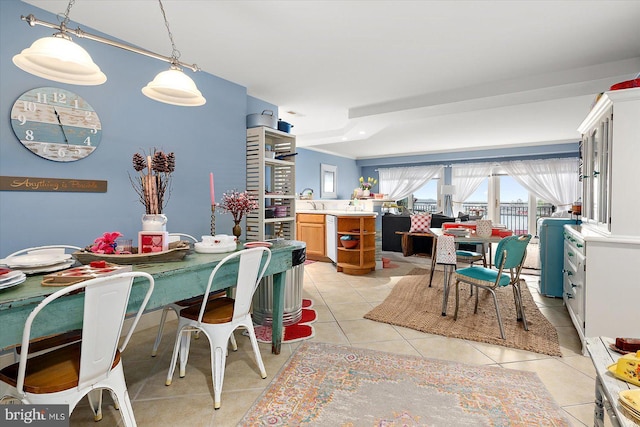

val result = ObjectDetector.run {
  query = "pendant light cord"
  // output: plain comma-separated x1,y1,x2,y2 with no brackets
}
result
158,0,181,66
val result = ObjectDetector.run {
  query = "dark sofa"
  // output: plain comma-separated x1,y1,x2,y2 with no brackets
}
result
382,213,458,253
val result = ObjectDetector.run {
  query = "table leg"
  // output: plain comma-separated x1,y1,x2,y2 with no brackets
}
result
271,271,285,355
594,376,605,427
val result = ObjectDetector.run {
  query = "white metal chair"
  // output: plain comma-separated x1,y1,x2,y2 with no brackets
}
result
453,234,532,339
165,247,271,409
4,244,82,258
0,272,154,426
151,233,237,356
435,234,457,316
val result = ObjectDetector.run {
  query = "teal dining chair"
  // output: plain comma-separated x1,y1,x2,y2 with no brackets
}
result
453,234,532,339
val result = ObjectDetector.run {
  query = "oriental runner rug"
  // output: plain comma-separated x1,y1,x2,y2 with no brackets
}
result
364,268,562,356
240,342,570,426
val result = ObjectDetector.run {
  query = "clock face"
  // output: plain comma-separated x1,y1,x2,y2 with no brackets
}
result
10,87,102,162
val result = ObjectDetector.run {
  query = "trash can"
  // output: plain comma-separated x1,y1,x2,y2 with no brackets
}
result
252,246,306,326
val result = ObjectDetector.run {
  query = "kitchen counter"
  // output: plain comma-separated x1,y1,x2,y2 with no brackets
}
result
296,209,378,217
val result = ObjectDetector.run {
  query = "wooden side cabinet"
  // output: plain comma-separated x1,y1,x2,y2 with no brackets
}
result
336,215,376,275
296,214,326,260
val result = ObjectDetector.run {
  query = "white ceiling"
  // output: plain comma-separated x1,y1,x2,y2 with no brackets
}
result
21,0,640,159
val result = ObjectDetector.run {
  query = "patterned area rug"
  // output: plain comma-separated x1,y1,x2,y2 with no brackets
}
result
365,268,562,356
240,342,570,426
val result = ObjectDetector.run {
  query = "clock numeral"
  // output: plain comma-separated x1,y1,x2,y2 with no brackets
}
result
73,99,79,109
36,92,68,105
84,137,92,146
24,130,34,141
90,126,98,134
85,111,93,120
21,101,37,112
17,114,27,125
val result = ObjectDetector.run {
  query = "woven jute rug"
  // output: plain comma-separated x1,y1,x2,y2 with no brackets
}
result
240,342,570,426
364,267,562,356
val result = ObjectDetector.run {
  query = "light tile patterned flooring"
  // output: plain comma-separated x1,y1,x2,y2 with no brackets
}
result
69,252,609,426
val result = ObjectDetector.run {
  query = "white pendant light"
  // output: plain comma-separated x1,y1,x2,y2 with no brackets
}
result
13,32,106,85
142,66,206,106
141,0,206,106
15,0,205,106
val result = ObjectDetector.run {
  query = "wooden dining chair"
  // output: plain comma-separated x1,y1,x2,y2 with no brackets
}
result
0,272,154,426
165,247,271,409
453,234,532,339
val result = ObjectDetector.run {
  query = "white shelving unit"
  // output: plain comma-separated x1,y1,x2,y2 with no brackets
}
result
246,126,296,241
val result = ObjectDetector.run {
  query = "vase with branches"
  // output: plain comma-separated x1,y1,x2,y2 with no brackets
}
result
130,149,175,215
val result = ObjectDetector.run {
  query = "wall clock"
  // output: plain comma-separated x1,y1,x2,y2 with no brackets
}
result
10,87,102,162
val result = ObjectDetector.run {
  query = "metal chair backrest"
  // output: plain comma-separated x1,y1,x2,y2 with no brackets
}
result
494,234,531,270
168,233,197,243
5,245,82,258
197,247,271,324
16,272,154,395
436,235,457,265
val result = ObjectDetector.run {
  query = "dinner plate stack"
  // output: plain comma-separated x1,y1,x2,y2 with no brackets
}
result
0,252,75,275
619,390,640,423
445,228,470,237
0,269,27,291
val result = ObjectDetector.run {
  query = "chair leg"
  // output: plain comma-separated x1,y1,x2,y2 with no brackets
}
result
211,344,227,409
229,331,238,351
441,265,453,316
87,389,103,421
453,279,461,320
178,329,192,378
152,306,175,357
513,281,529,331
113,388,137,427
166,328,187,386
474,286,479,313
488,289,506,339
244,322,267,379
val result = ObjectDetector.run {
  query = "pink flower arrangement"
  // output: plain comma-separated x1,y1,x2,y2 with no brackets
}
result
90,232,122,254
218,190,258,222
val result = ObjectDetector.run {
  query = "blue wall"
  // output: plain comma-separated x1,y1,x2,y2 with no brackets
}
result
0,0,276,256
296,149,358,199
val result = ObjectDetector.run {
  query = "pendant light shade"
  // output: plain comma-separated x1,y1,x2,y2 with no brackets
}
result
13,34,106,85
142,67,206,106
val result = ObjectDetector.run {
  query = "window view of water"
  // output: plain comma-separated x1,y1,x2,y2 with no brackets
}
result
412,176,554,235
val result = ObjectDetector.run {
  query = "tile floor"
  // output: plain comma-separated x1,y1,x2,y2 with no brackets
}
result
69,253,609,426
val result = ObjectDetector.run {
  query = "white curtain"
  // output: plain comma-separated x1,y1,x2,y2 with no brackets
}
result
501,158,579,210
378,165,443,201
451,163,493,215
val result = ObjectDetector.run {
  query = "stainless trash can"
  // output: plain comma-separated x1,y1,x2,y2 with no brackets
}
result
252,246,306,326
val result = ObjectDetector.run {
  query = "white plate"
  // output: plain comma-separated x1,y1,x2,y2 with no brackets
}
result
0,270,25,284
194,242,237,254
243,241,273,249
2,253,72,268
15,259,76,275
0,273,26,291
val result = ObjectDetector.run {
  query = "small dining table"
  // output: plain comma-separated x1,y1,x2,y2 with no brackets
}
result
0,240,305,355
428,228,505,287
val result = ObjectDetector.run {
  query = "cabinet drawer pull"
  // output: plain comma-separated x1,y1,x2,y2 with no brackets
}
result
568,252,574,257
576,243,583,248
565,293,574,299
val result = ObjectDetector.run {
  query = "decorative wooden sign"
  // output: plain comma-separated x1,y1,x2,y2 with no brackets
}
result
0,176,107,193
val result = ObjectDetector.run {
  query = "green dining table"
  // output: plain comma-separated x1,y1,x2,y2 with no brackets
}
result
0,240,306,355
